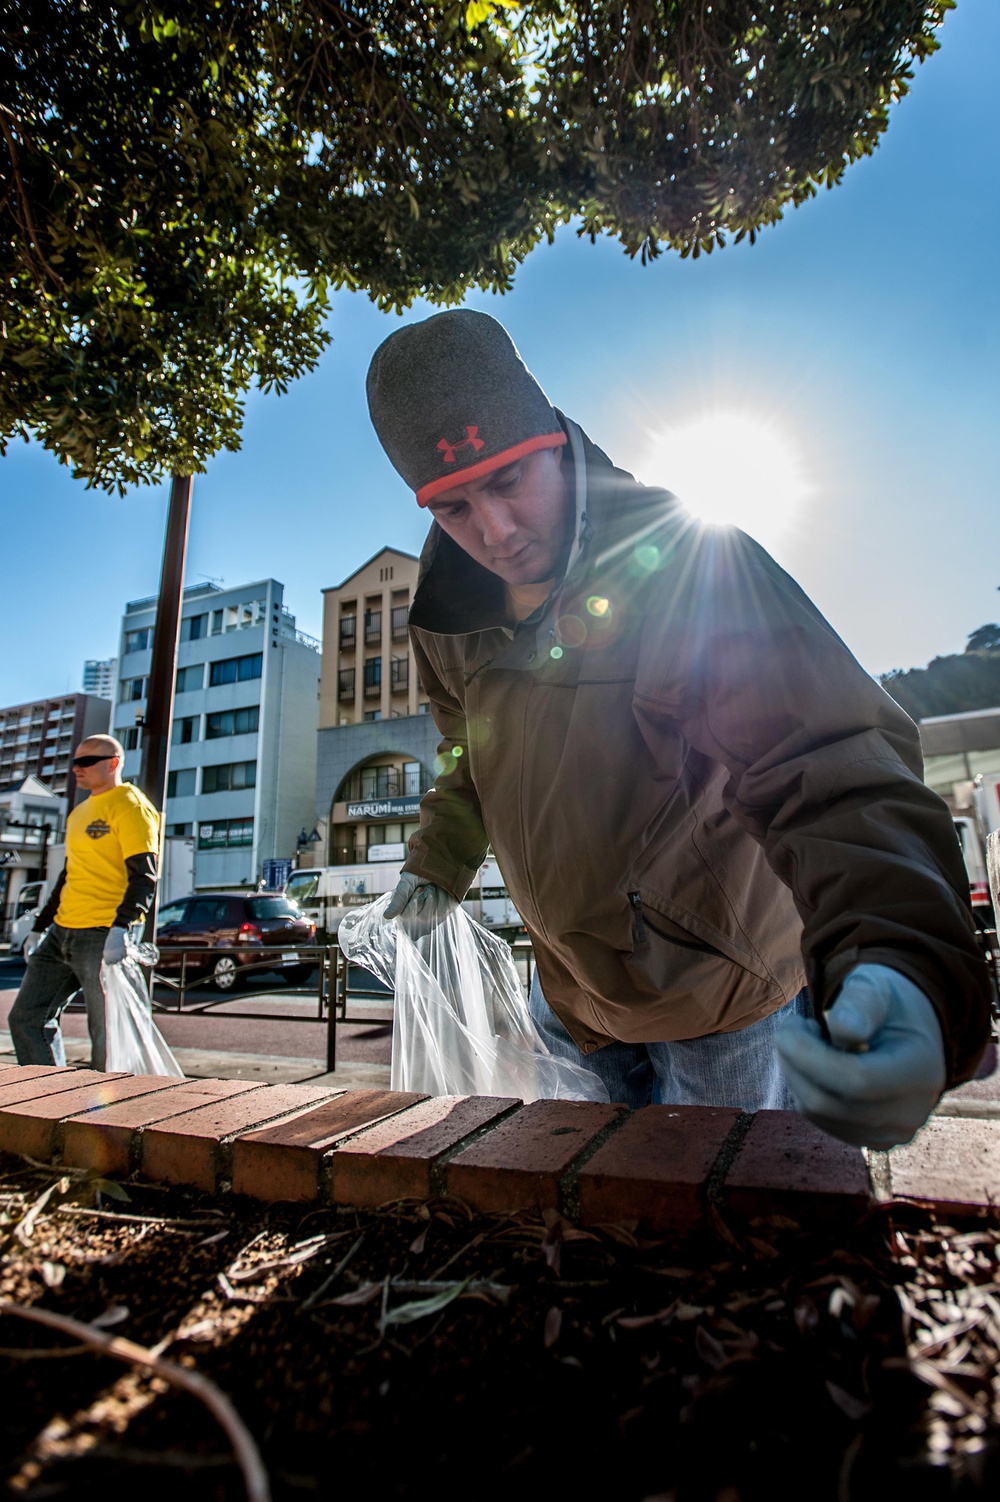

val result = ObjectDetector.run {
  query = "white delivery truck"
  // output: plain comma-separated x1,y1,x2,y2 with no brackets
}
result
284,856,523,943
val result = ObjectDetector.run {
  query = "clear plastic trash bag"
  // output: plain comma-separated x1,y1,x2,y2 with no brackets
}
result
338,891,609,1102
101,937,184,1078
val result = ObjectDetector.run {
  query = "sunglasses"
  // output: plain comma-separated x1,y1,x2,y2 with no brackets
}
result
72,754,114,769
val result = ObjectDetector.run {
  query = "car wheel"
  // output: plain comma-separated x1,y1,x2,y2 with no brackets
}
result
211,955,240,992
283,964,315,987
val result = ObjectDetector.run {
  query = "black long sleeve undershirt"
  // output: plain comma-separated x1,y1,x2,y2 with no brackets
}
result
31,852,158,931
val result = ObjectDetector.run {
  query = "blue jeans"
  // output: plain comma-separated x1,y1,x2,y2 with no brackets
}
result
9,925,109,1070
528,968,809,1111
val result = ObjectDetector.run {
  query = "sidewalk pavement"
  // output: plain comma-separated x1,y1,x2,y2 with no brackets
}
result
0,1029,390,1093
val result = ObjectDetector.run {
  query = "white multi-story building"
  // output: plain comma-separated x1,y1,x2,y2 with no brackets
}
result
82,658,117,700
113,579,320,890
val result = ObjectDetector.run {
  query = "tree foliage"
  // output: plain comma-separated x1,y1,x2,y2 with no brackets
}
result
1,0,956,491
881,647,1000,720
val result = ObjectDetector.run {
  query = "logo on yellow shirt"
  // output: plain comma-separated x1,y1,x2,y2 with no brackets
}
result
85,820,111,840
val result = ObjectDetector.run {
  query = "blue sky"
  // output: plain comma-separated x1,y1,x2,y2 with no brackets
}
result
2,0,998,707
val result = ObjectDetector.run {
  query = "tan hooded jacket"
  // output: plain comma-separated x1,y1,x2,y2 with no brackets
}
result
403,418,991,1088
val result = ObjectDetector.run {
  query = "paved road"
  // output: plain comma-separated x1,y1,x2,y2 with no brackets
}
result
0,954,393,1069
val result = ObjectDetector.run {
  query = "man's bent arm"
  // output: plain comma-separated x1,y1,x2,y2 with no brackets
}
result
112,852,158,928
632,523,991,1090
404,637,490,899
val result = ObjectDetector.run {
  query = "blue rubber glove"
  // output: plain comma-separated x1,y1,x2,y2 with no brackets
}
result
102,926,128,965
384,872,435,920
775,963,946,1149
383,873,455,937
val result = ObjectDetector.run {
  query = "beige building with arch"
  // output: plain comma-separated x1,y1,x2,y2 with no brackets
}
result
313,547,440,867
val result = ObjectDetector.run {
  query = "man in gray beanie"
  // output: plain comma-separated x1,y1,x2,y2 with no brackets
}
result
366,308,990,1148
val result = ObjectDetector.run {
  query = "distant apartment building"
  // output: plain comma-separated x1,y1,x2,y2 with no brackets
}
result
113,579,320,889
0,693,111,804
82,658,117,700
314,548,439,866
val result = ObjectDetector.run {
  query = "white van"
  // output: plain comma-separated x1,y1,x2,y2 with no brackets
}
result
284,856,523,943
8,880,47,955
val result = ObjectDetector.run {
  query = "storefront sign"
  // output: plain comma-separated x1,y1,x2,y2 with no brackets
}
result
367,843,407,863
345,796,422,821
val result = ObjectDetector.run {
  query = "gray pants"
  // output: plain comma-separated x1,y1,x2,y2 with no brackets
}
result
9,925,108,1070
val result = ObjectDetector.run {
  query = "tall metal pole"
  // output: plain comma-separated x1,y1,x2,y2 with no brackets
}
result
139,473,193,937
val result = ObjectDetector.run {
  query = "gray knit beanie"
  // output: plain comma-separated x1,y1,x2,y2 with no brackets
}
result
366,309,566,507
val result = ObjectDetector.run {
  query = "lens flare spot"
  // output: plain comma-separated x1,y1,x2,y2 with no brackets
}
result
453,745,463,756
556,614,587,648
549,645,563,660
634,544,660,572
586,596,610,617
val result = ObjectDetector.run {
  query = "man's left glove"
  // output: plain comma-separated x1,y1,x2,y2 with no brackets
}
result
102,927,128,966
775,963,946,1149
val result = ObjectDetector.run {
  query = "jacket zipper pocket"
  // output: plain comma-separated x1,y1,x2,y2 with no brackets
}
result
628,892,727,960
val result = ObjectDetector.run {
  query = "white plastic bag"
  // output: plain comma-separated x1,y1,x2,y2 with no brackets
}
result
339,891,608,1103
102,937,184,1077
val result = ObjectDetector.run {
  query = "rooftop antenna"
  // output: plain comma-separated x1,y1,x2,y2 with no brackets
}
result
197,573,224,588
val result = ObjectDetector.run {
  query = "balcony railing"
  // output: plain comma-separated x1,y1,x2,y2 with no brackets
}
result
391,606,409,640
339,617,357,650
337,669,355,702
390,659,409,693
364,611,382,645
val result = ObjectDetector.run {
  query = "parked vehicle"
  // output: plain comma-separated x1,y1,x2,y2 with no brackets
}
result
284,857,523,943
155,892,316,991
8,881,46,955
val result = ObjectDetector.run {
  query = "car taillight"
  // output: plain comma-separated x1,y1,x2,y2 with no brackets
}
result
307,921,316,937
238,922,263,941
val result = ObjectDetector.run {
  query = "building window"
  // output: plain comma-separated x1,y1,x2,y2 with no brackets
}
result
198,816,254,849
211,609,224,635
363,711,382,721
205,706,260,740
379,565,394,582
119,676,146,702
418,701,430,714
173,716,199,744
166,768,197,798
122,726,141,751
209,653,263,687
363,658,381,698
391,606,408,640
181,613,208,642
390,657,409,693
167,822,192,837
124,627,153,653
339,615,357,649
202,759,257,793
403,761,422,795
364,610,382,645
175,664,204,693
337,668,355,703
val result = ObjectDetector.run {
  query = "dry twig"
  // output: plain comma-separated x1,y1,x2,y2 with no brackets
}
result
0,1301,271,1502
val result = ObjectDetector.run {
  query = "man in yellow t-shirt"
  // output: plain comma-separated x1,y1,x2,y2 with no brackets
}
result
10,735,160,1070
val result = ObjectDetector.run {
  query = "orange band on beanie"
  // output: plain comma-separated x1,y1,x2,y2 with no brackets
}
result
417,432,567,506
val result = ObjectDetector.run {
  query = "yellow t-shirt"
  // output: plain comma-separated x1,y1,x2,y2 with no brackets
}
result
56,783,160,929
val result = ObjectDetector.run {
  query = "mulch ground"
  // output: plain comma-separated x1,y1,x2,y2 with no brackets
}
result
1,1152,998,1502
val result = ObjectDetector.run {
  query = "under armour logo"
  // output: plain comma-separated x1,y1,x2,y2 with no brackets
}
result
437,426,485,465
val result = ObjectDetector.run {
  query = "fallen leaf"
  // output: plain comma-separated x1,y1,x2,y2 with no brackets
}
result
92,1178,131,1203
382,1281,469,1327
90,1304,129,1330
543,1306,562,1348
825,1380,872,1421
40,1262,66,1289
329,1283,383,1309
409,1226,428,1256
695,1324,727,1369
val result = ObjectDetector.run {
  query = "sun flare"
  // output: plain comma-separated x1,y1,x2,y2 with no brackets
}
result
637,411,810,553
